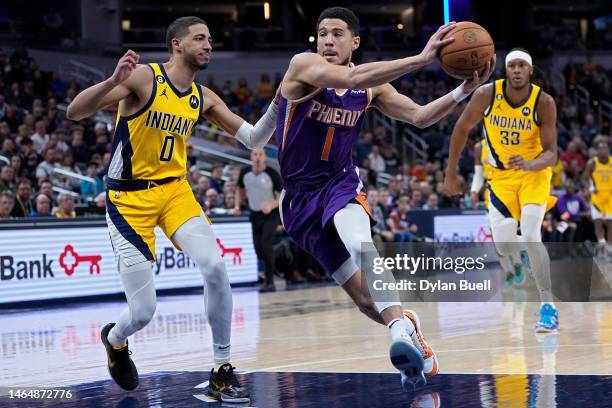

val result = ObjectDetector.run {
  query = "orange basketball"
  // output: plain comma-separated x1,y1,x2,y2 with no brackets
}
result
438,21,495,80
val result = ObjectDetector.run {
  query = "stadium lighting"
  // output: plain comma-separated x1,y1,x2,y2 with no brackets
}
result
397,23,404,30
308,36,315,43
121,19,131,31
264,2,270,20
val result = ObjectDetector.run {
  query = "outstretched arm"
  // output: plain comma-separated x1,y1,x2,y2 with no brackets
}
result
67,50,146,121
282,22,456,97
202,86,278,149
371,58,495,129
442,84,494,195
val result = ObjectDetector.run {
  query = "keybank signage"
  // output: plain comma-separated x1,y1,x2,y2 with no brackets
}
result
0,222,257,303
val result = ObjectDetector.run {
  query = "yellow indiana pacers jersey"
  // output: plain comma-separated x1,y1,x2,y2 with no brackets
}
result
592,156,612,193
482,79,542,170
481,137,492,178
109,63,202,180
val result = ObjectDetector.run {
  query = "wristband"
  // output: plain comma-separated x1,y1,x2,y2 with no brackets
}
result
451,84,470,103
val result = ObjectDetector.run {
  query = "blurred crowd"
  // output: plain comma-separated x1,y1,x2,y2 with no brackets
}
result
0,46,610,248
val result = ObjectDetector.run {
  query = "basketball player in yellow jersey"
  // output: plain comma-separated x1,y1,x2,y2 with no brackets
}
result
67,17,279,402
444,48,560,332
584,142,612,248
471,138,523,285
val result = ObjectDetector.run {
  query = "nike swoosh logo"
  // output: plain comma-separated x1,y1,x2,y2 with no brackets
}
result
109,358,116,368
218,345,230,350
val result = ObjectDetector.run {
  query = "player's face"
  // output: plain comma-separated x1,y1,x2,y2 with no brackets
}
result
597,143,610,159
506,59,533,89
177,24,212,70
317,19,360,66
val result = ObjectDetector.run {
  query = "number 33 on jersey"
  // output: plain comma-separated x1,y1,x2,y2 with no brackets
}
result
482,79,543,170
108,63,202,180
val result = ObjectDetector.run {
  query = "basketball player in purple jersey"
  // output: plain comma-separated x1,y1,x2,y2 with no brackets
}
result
275,8,494,387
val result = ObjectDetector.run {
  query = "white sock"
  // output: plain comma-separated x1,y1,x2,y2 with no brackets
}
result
213,344,231,369
387,317,415,341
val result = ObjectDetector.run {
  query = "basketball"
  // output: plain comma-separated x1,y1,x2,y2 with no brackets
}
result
438,21,495,80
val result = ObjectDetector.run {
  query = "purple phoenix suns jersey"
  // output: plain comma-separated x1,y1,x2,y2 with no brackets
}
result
276,87,371,188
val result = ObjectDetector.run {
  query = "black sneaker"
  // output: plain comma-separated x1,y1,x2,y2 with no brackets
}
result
207,363,250,403
101,323,139,390
259,283,276,293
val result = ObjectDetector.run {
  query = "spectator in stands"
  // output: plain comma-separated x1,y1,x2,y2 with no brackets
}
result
0,95,8,121
58,154,81,190
92,125,110,156
204,188,220,213
581,112,599,144
382,145,400,174
11,178,33,218
552,179,589,242
224,192,236,212
49,130,70,154
389,196,419,242
0,121,11,139
10,154,25,179
69,128,89,164
378,187,393,213
35,148,59,185
0,165,16,192
256,74,274,101
368,145,386,173
209,165,224,193
236,78,249,104
236,149,282,292
39,180,54,200
368,189,394,248
224,180,236,195
188,165,202,189
31,120,49,154
0,191,15,219
50,72,67,99
30,193,51,217
80,161,105,200
54,193,76,218
423,193,440,210
559,140,585,176
19,138,40,180
194,176,210,205
355,131,373,164
1,138,15,161
410,189,423,208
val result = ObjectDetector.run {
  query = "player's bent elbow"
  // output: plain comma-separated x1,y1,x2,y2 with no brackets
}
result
66,105,87,122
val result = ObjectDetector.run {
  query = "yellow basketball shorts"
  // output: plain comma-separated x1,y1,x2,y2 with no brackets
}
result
105,178,206,264
486,168,552,220
591,192,612,220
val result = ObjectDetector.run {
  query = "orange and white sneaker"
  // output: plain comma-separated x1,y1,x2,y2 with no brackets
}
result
404,310,439,378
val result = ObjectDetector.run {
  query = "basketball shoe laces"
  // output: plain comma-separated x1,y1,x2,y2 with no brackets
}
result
217,364,241,387
114,348,133,371
407,328,427,359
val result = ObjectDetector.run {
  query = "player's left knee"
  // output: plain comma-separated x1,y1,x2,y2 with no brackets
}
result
201,260,230,289
520,220,542,242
